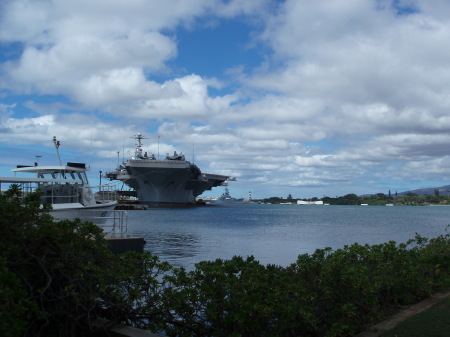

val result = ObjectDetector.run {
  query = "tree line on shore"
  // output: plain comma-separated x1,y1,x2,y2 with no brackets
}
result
1,187,449,337
259,190,450,206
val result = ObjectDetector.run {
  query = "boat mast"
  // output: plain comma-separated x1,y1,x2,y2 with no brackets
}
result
132,133,148,159
53,136,62,166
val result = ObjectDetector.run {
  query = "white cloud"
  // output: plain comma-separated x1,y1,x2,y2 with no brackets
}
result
2,31,177,94
252,0,450,114
72,68,169,106
2,0,450,198
125,75,238,119
0,111,134,151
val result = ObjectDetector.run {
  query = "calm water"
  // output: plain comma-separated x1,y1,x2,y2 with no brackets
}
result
125,204,450,269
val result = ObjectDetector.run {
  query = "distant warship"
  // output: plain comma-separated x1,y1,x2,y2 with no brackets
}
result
209,188,244,204
106,133,231,205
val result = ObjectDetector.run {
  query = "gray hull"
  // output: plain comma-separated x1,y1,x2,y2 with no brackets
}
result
208,188,244,205
105,133,231,205
209,199,245,205
128,159,196,204
108,159,229,205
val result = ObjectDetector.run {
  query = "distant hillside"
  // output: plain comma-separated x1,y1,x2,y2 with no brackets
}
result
397,185,450,196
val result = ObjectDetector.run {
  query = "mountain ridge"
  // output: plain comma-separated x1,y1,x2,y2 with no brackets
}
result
394,185,450,196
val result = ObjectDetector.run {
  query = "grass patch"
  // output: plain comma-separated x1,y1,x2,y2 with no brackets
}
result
381,297,450,337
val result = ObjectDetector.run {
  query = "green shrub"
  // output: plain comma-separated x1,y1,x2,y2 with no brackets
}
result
140,235,449,337
1,187,449,337
0,187,162,336
151,256,318,336
0,256,31,337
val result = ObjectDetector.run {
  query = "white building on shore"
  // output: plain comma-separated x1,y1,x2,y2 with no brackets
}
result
297,200,324,205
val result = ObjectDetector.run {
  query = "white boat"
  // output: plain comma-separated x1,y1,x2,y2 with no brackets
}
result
0,137,125,235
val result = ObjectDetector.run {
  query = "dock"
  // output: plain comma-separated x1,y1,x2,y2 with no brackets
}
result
105,236,146,254
115,203,148,210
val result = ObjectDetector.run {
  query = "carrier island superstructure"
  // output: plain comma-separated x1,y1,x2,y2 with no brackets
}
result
105,133,233,205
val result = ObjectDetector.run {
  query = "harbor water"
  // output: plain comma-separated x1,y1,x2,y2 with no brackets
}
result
125,204,450,270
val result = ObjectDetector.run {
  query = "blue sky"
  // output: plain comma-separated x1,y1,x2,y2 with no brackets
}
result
2,0,450,199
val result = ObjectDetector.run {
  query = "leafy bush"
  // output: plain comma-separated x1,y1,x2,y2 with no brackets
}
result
285,237,449,336
1,187,449,337
150,256,317,336
0,187,153,336
130,234,448,337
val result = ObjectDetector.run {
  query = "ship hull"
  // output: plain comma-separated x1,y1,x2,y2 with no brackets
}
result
105,134,231,205
208,199,245,205
51,201,117,224
128,160,195,204
208,188,244,205
121,160,229,205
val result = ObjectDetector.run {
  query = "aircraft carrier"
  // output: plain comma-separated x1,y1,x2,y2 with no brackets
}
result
105,133,231,205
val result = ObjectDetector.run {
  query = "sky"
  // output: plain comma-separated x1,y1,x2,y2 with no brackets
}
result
1,0,450,200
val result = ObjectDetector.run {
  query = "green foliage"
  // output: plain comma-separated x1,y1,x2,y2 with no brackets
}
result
1,187,449,337
286,239,448,336
0,186,170,336
322,193,394,205
260,196,286,204
133,235,449,337
257,190,450,205
392,193,449,205
151,256,317,337
1,187,109,335
0,256,31,337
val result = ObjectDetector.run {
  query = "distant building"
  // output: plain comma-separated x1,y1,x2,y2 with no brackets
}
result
297,200,324,205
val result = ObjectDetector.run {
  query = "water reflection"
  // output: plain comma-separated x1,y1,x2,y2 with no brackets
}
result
125,205,450,270
143,232,200,267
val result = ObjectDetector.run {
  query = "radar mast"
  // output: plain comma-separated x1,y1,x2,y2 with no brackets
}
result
132,133,148,159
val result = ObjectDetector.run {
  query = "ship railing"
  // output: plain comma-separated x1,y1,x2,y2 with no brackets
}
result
80,209,128,238
94,184,120,203
59,209,129,238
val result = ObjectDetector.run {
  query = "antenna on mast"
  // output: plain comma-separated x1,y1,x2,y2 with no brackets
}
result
131,133,148,159
35,155,42,166
122,138,125,163
157,134,160,160
53,136,62,166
